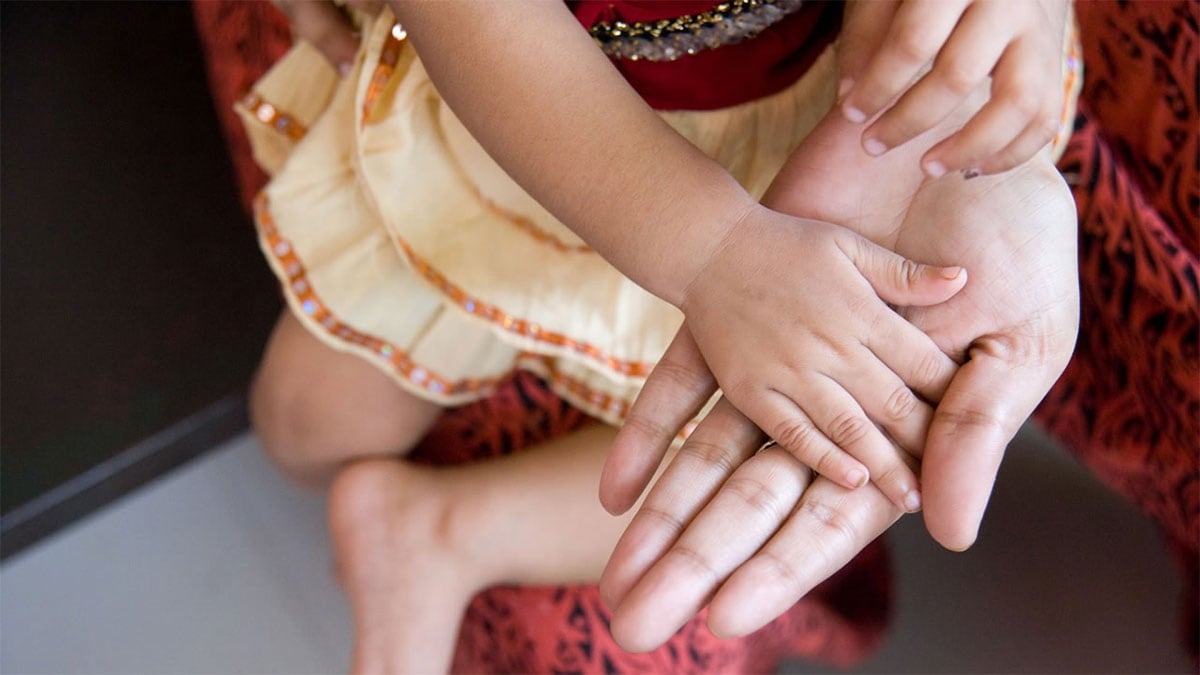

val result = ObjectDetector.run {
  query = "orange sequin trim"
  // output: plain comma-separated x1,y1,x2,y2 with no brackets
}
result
255,195,649,409
240,92,307,141
362,22,408,124
386,231,651,377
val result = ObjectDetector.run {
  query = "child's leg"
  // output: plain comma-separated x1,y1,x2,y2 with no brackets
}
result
250,312,443,487
329,424,647,674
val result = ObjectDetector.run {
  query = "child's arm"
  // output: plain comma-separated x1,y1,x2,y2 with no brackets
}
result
836,0,1070,178
392,1,966,507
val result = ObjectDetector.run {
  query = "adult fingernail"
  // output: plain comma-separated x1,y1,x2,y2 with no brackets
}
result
924,160,946,178
847,468,868,488
904,490,922,512
863,137,887,156
338,61,354,78
843,104,867,124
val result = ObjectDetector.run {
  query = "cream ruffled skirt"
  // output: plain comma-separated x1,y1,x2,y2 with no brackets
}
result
239,11,1081,427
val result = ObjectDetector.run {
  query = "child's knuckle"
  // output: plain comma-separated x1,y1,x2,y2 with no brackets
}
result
826,412,869,448
883,384,918,421
772,417,820,456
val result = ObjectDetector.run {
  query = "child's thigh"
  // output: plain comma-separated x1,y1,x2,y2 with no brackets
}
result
250,311,443,462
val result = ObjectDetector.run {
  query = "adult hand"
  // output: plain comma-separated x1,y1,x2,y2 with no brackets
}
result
600,110,1078,649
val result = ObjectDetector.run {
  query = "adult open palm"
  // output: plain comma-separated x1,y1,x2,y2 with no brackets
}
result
599,111,1079,648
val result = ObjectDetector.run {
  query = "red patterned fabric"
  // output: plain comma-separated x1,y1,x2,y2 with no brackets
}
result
1034,0,1199,658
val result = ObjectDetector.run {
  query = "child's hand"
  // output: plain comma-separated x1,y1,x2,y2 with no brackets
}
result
271,0,384,76
678,206,967,512
837,0,1069,178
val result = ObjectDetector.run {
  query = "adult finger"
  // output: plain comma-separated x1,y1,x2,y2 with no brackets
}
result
600,326,716,515
273,0,360,76
840,0,970,125
921,337,1063,551
599,397,763,611
608,446,811,652
707,475,902,638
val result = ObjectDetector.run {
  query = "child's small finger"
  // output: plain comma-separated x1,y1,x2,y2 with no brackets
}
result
862,4,1008,157
806,379,922,513
758,390,869,490
791,379,921,512
840,0,969,124
975,101,1063,175
836,0,900,84
276,0,361,75
841,365,936,456
862,313,959,403
921,42,1050,175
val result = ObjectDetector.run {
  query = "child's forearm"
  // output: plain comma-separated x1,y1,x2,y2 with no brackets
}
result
391,0,755,307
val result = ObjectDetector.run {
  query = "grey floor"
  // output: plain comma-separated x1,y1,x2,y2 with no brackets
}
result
1,426,1192,674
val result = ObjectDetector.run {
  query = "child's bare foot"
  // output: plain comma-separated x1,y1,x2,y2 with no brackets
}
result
328,458,485,674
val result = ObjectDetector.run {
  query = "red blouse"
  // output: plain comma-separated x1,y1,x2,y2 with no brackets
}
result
569,1,841,110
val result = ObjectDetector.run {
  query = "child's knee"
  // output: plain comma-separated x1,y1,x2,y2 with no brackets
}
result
248,351,442,486
249,363,335,485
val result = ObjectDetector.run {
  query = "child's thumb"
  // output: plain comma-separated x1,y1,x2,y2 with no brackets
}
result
849,239,968,307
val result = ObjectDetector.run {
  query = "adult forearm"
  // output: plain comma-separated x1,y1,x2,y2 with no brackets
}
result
391,0,755,306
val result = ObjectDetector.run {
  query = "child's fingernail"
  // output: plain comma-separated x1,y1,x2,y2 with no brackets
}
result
904,490,922,512
863,137,887,156
924,160,946,178
338,61,354,78
962,167,981,180
940,265,964,280
847,468,868,488
843,104,867,124
837,78,854,100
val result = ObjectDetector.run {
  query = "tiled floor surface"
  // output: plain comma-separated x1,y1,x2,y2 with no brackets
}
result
1,426,1192,674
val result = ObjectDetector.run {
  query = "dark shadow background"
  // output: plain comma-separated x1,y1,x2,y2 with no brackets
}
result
1,1,281,551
